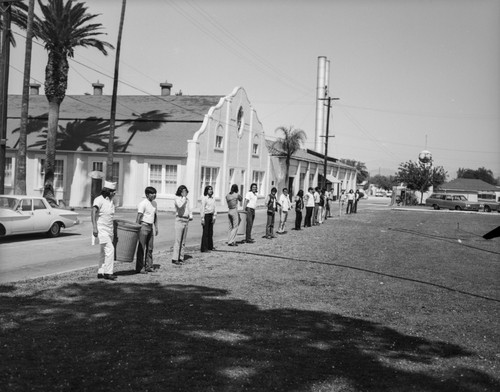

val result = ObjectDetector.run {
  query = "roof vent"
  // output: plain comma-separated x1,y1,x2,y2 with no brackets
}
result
160,81,173,96
92,81,104,95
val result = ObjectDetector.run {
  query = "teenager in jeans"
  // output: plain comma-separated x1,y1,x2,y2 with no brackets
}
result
264,187,280,239
243,183,258,243
226,184,242,246
135,186,158,274
294,189,304,230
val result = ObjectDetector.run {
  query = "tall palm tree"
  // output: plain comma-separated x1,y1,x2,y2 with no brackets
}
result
33,0,113,203
272,126,307,190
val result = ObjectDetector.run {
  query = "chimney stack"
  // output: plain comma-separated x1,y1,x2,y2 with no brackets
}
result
314,56,330,154
29,83,40,95
160,81,173,96
92,81,104,95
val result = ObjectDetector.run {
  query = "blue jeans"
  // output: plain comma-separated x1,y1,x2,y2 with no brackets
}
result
245,207,255,241
136,223,154,272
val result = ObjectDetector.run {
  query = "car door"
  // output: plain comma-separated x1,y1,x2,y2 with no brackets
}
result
443,195,453,209
31,198,52,232
10,199,34,234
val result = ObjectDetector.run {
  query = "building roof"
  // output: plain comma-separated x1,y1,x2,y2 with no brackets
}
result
265,140,355,170
439,178,499,192
6,94,224,155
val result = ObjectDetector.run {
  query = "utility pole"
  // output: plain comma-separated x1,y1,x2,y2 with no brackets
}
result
0,0,19,193
319,96,339,189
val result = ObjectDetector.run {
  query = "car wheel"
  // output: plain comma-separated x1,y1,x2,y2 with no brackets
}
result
433,204,440,210
47,222,61,237
455,206,462,211
484,206,491,213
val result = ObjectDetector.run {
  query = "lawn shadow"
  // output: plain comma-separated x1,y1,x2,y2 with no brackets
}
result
0,283,498,391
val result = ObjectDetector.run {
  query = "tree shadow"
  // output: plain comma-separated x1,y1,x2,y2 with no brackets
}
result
0,283,498,391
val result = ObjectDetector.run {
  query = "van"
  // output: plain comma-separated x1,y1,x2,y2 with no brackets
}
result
425,193,481,211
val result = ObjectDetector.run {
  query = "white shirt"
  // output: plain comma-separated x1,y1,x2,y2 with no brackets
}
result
200,195,217,218
175,196,192,219
279,193,291,211
93,195,115,241
245,191,258,209
138,198,157,224
305,192,315,207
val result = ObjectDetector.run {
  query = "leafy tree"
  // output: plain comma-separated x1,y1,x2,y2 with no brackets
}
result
370,174,396,191
272,126,307,190
340,159,368,184
396,160,447,204
32,0,113,204
457,167,497,185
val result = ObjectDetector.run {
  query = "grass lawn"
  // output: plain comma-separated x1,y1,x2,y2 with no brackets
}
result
1,208,499,391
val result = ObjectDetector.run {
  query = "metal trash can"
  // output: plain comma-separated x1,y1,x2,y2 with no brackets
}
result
113,219,141,262
237,210,247,235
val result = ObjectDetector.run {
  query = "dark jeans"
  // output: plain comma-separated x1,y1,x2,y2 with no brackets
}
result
136,223,154,272
346,200,354,214
266,211,275,237
245,207,255,241
304,207,313,227
201,213,214,251
295,209,302,230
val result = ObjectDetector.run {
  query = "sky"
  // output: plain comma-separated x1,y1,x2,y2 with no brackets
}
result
7,0,500,179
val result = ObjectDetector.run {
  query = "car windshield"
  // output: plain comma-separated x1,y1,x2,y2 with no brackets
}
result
0,197,19,210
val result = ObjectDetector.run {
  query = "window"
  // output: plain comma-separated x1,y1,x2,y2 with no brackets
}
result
21,199,32,211
92,162,104,172
33,199,47,210
252,171,265,195
309,174,315,188
4,157,13,186
200,166,219,195
252,135,259,156
299,173,306,190
215,135,223,149
215,125,224,149
40,159,64,189
236,106,244,136
149,164,177,194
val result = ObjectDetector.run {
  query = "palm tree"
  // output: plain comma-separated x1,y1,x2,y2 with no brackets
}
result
32,0,113,202
272,126,307,191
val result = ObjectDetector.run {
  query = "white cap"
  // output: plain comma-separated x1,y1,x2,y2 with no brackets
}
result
103,181,116,190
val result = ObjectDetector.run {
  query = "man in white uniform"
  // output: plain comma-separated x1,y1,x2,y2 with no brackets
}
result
277,188,291,234
91,181,117,281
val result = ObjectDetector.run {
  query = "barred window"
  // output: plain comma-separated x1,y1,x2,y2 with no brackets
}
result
5,157,13,186
200,167,219,196
252,171,265,195
149,164,177,194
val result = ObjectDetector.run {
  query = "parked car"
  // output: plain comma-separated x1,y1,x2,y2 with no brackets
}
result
0,195,79,237
424,193,481,211
375,191,385,197
478,199,500,213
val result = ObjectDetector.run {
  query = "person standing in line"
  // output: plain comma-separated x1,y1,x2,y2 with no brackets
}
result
226,184,242,246
243,183,258,243
264,187,280,239
313,187,320,225
353,190,361,213
304,187,315,227
277,188,291,234
200,185,217,252
294,189,304,230
172,185,193,265
91,181,117,281
346,189,355,214
135,186,158,274
317,189,325,224
326,189,332,217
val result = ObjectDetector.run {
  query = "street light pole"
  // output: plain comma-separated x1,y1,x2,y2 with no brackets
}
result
319,96,339,189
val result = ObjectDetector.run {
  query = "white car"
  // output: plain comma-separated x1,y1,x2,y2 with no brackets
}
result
0,195,79,238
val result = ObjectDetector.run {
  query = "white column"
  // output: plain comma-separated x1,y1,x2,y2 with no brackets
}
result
185,139,200,210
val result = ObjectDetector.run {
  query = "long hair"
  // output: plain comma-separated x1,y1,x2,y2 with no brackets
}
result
297,189,304,197
203,185,212,196
175,185,188,197
250,183,257,191
230,184,239,194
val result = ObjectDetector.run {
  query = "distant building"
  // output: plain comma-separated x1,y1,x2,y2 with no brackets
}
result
436,178,500,202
